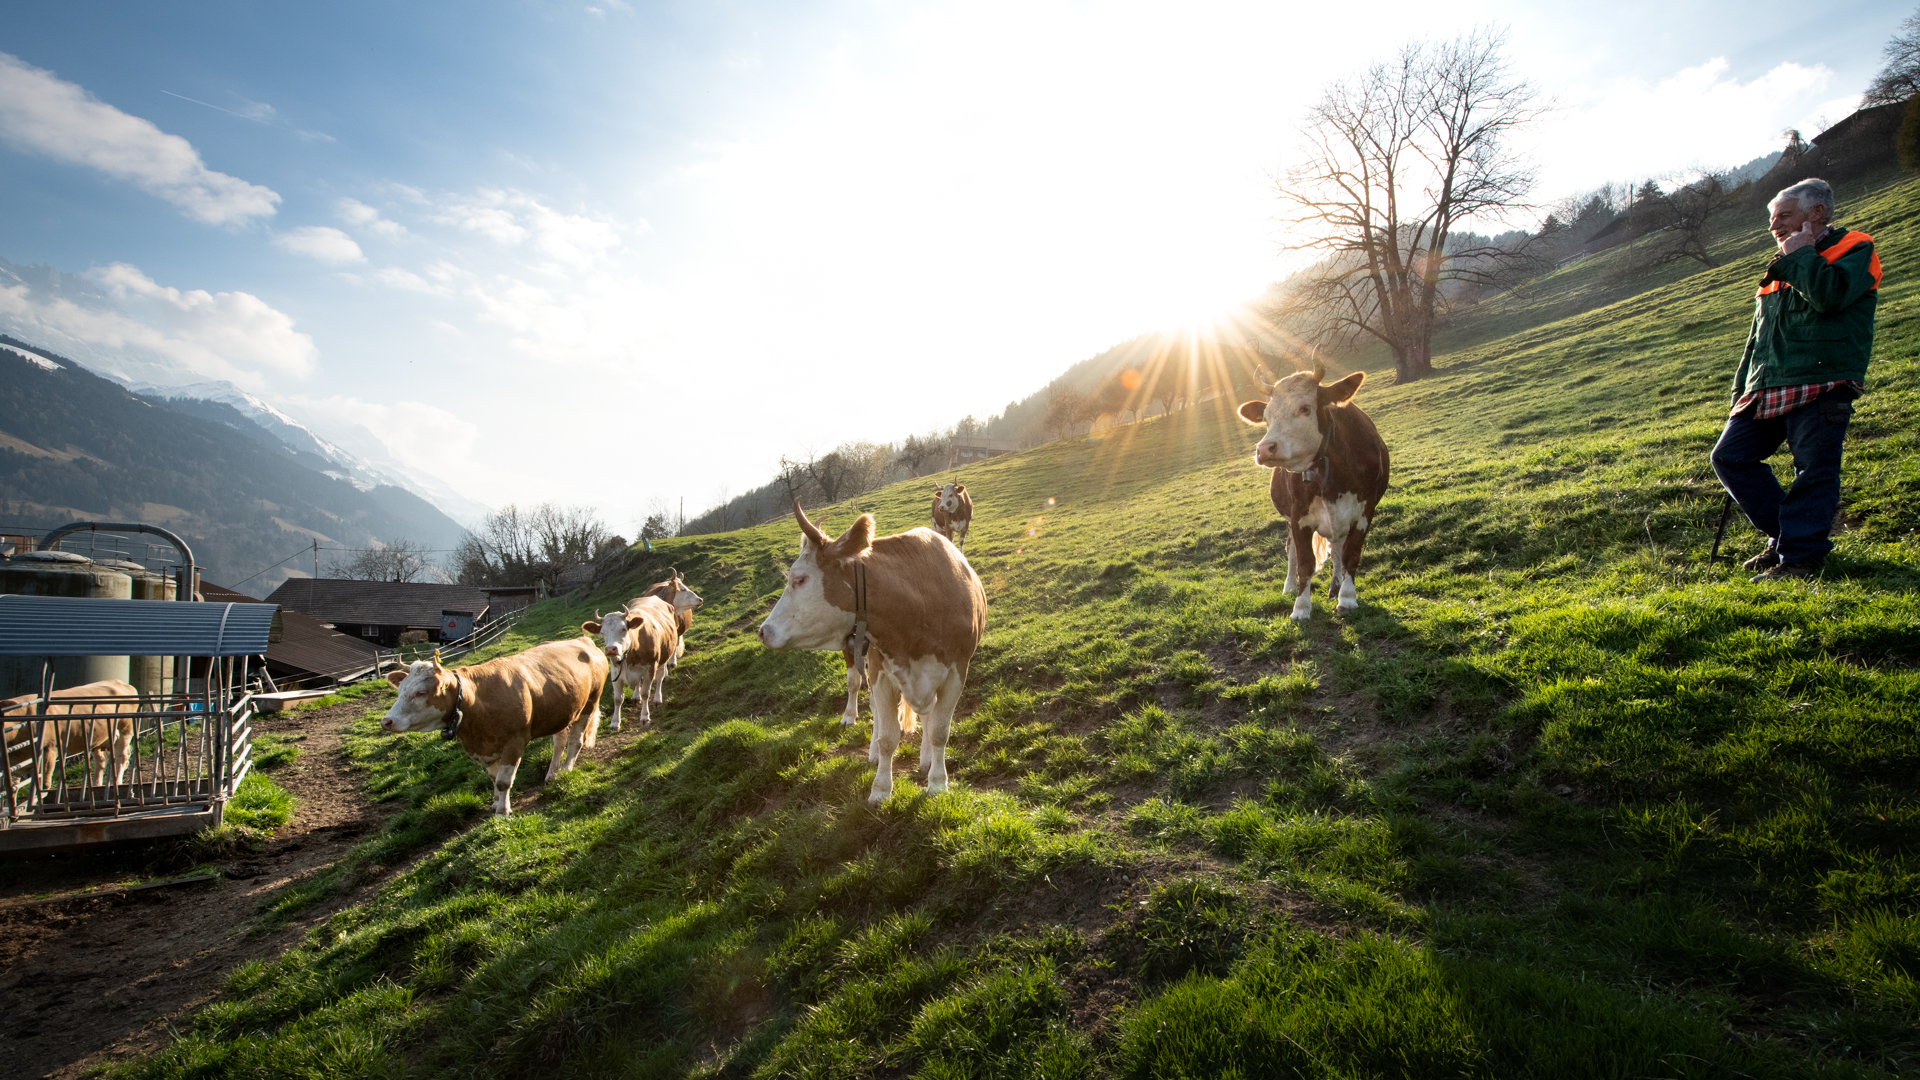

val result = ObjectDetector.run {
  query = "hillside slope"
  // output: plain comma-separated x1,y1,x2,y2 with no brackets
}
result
119,180,1920,1078
0,348,468,593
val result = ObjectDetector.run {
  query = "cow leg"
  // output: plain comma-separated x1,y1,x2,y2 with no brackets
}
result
1288,523,1317,621
651,657,667,705
1325,528,1348,605
111,719,132,786
1335,526,1366,614
635,663,658,727
606,662,626,732
551,697,597,778
867,671,904,805
840,643,863,726
488,757,522,816
919,666,965,797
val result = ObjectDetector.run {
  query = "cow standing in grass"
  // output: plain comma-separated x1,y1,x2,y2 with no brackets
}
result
584,598,680,731
639,569,703,700
1238,361,1390,620
380,640,608,815
929,482,973,549
759,502,987,806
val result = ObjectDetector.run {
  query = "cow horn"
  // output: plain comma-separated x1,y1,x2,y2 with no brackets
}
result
793,500,829,547
1309,346,1325,383
593,609,602,620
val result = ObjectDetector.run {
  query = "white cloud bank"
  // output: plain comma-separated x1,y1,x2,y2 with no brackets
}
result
273,225,365,264
0,51,280,225
0,257,316,388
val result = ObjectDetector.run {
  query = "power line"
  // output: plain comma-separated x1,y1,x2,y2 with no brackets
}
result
227,542,319,590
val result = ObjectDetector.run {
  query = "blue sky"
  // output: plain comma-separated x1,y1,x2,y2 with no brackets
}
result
0,1,1906,532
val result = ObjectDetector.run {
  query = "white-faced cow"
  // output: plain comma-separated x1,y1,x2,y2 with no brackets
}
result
1,679,138,791
639,568,703,698
1238,361,1390,620
929,482,973,549
760,502,987,806
583,598,680,732
380,640,608,815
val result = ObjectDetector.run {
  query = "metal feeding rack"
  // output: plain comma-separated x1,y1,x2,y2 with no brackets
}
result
0,594,282,855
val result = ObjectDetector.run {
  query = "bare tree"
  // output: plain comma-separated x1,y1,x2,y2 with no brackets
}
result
1865,10,1920,107
1643,172,1738,269
1271,29,1540,383
327,538,434,582
1042,385,1090,440
896,430,950,477
453,502,619,590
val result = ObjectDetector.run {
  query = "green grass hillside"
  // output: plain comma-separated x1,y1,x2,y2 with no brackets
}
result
116,181,1920,1079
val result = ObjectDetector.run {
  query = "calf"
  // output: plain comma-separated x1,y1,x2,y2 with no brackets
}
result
2,679,138,792
380,639,608,815
760,501,987,806
639,568,703,699
583,598,680,731
1238,361,1390,620
929,482,973,549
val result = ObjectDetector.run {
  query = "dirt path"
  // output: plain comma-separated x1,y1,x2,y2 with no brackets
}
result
0,699,391,1080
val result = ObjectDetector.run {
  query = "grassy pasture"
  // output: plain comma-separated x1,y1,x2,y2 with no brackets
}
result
112,180,1920,1078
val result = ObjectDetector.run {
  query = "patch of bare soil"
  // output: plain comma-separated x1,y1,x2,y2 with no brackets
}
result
0,699,391,1080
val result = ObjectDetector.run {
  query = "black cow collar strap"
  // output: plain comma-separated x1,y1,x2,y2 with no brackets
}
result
439,671,467,741
846,562,870,692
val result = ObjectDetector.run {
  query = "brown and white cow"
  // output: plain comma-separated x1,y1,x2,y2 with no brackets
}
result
639,568,703,699
1238,361,1390,620
929,482,973,549
1,679,138,791
380,639,608,815
583,596,681,732
759,501,987,806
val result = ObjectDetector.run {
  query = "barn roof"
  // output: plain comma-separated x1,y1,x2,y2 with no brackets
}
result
0,594,282,657
262,578,490,628
203,583,381,683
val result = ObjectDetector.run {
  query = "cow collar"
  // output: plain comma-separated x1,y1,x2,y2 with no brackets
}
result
439,671,467,741
845,561,870,692
1288,406,1335,485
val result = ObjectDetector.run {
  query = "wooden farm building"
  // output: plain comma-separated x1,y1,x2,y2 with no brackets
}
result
263,579,494,648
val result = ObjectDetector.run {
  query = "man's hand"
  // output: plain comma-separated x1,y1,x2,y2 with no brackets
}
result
1780,220,1819,255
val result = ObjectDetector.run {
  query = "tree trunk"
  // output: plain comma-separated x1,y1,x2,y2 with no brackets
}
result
1394,340,1434,383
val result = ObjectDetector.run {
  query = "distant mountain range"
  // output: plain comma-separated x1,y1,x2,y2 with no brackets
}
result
0,337,471,596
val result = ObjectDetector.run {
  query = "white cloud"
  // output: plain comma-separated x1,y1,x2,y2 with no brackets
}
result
372,266,451,295
334,197,410,239
273,225,365,264
0,260,317,387
1536,58,1848,196
433,189,622,266
0,51,280,224
278,393,481,490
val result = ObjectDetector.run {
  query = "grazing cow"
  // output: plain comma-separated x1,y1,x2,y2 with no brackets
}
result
380,639,608,815
759,501,987,806
929,482,973,549
583,597,680,731
1238,361,1390,620
639,568,703,698
1,679,139,791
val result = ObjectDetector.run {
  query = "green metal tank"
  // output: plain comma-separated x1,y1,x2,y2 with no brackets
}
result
0,551,134,697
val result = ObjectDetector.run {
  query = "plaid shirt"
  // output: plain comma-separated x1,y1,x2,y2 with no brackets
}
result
1730,380,1864,419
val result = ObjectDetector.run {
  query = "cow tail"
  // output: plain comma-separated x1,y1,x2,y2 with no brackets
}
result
1312,532,1330,574
899,696,918,737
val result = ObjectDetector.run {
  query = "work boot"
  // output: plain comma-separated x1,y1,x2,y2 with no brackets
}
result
1741,541,1780,572
1750,561,1819,584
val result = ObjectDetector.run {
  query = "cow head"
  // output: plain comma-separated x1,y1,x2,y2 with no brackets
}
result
583,609,634,663
654,568,704,613
934,482,967,516
381,660,457,733
1238,363,1365,471
759,501,871,651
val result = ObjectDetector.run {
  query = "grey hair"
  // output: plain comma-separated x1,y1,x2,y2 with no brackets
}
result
1773,178,1836,217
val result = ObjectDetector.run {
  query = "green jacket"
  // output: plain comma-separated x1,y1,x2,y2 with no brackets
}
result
1730,226,1880,398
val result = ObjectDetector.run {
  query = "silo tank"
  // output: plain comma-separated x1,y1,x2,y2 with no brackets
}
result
0,552,134,698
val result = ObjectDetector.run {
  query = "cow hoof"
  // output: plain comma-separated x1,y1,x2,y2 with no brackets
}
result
607,719,622,733
866,789,890,807
1336,600,1358,615
1290,596,1314,621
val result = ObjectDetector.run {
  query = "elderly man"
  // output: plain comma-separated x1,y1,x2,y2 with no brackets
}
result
1711,178,1879,581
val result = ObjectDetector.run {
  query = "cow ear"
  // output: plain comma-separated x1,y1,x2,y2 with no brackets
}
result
1237,400,1268,425
386,669,408,688
830,514,875,558
583,620,601,635
955,484,966,495
1321,371,1366,405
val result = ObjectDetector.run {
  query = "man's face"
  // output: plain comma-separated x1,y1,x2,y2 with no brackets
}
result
1769,197,1828,242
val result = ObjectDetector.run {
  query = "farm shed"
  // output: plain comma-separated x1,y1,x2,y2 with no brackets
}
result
262,578,492,647
0,593,280,855
201,582,382,688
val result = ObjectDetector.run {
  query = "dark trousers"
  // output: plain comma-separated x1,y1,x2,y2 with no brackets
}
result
1710,391,1854,566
